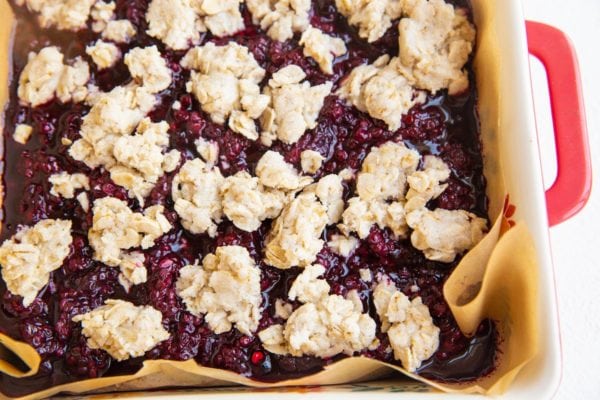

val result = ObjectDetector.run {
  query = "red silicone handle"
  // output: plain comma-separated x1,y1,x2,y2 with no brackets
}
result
526,21,592,227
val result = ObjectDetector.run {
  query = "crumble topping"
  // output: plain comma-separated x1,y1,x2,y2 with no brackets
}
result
373,280,440,372
171,158,224,237
221,171,289,232
335,0,403,43
337,55,425,130
86,40,121,70
256,150,312,191
274,299,293,320
124,46,172,93
406,208,487,262
175,246,262,336
146,0,201,50
181,42,269,140
146,0,244,51
300,150,324,174
77,192,90,212
359,268,372,282
220,151,317,233
339,167,355,181
299,26,347,74
340,198,410,239
69,84,156,168
195,138,219,166
305,174,345,224
288,264,330,304
88,197,172,267
73,300,170,361
328,234,359,258
90,1,115,33
264,192,328,269
117,252,147,292
49,172,90,199
246,0,311,42
259,264,377,357
69,83,177,205
338,142,420,238
397,0,476,95
356,141,419,202
338,142,486,260
102,20,137,43
15,0,95,31
0,219,72,306
260,65,332,145
18,46,90,107
346,289,363,312
338,197,379,238
199,0,245,38
13,123,33,144
405,155,451,210
110,119,181,203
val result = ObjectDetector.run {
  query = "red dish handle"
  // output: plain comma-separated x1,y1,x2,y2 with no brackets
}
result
526,21,592,227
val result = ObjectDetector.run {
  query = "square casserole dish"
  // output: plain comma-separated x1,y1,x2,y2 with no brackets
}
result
0,0,591,398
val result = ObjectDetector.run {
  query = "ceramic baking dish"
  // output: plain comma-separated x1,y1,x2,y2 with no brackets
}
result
0,0,591,398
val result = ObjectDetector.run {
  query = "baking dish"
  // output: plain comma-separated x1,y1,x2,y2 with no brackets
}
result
0,0,591,398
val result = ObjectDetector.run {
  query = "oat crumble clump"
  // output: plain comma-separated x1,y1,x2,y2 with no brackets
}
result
260,65,332,145
181,42,269,140
373,279,440,372
0,219,72,306
88,197,172,268
49,172,90,199
102,19,137,43
176,245,262,336
90,1,116,33
246,0,311,42
69,84,157,169
299,26,347,74
124,46,172,93
18,46,90,107
15,0,96,31
335,0,403,43
220,171,289,232
259,264,377,357
337,55,426,131
73,300,170,361
300,150,325,174
13,123,33,144
328,234,359,258
146,0,244,50
406,208,487,262
255,150,313,192
171,158,225,237
397,0,476,95
264,192,328,269
86,40,121,70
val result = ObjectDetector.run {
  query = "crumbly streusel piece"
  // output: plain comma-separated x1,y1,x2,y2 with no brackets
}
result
373,279,440,372
246,0,311,42
181,42,269,140
171,158,225,237
261,65,332,145
73,300,170,361
18,46,90,107
397,0,476,95
0,219,72,306
176,246,262,335
259,264,377,357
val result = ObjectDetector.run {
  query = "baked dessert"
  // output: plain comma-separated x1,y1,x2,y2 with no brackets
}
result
0,0,496,397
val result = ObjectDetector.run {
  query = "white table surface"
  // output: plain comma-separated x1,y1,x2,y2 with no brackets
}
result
521,0,600,398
